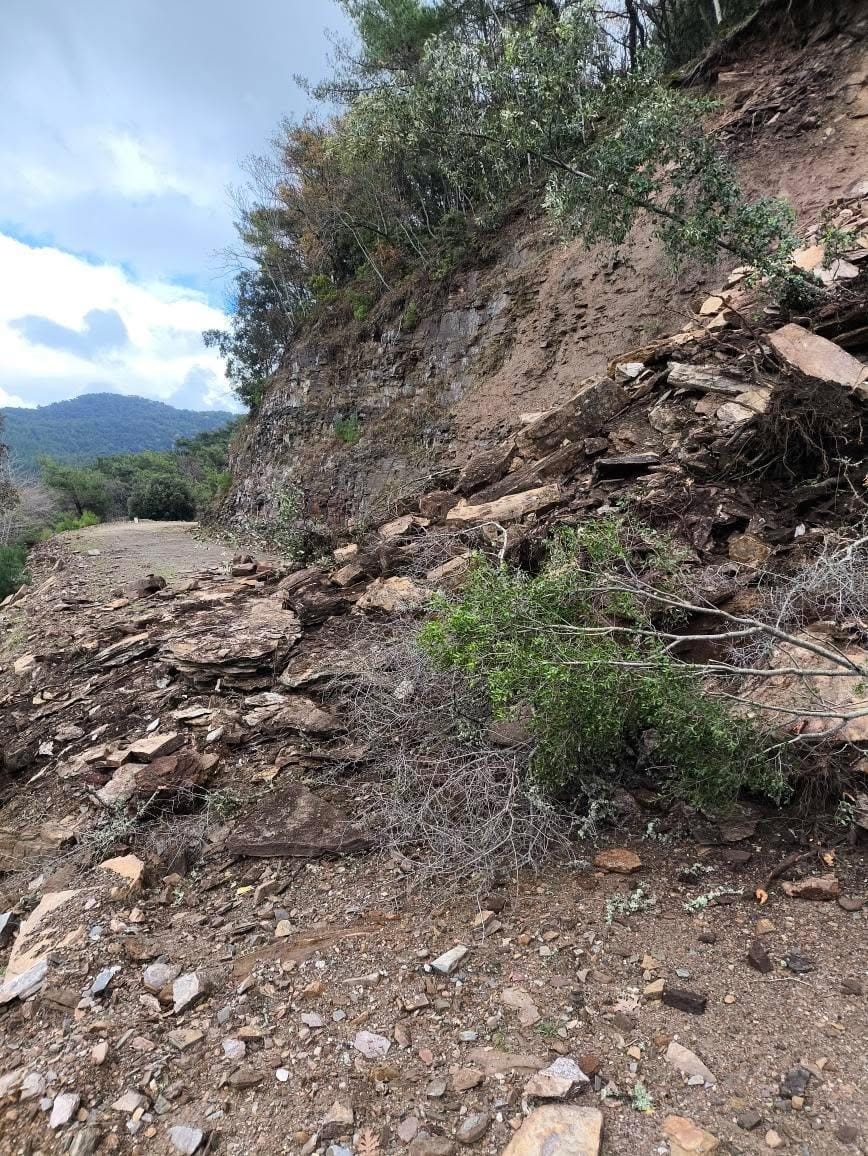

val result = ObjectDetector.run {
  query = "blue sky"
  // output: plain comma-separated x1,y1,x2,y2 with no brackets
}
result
0,0,350,412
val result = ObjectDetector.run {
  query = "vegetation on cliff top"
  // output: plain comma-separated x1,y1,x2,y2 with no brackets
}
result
206,0,798,408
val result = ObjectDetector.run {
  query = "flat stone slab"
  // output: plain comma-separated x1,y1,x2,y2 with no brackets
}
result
226,782,370,858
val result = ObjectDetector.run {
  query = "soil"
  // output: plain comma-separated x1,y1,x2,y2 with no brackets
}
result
0,530,865,1156
62,522,237,593
451,29,868,453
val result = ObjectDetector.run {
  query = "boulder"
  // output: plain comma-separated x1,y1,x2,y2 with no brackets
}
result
419,490,459,521
378,514,430,541
456,443,516,495
593,848,642,874
743,637,868,741
126,574,167,600
243,694,341,735
164,598,301,689
355,576,430,615
768,324,868,399
516,378,627,456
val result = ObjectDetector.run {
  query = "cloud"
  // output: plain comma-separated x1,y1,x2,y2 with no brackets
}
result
0,233,239,412
11,308,130,358
170,366,230,411
0,2,353,411
0,386,30,408
0,1,350,289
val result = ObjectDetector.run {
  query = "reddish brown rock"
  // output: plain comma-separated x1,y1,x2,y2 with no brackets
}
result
782,874,841,901
593,848,642,875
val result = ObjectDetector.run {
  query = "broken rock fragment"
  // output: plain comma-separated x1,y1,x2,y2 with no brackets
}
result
501,1105,603,1156
524,1057,589,1100
445,485,560,528
782,874,841,901
515,377,627,456
321,1101,354,1141
663,1115,719,1155
172,972,210,1014
164,598,301,690
665,1041,716,1086
168,1125,205,1155
226,782,370,858
593,848,641,874
49,1091,81,1130
354,576,430,615
431,944,469,975
768,323,868,399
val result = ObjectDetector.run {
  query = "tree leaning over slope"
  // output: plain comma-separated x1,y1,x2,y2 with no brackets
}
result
208,1,803,406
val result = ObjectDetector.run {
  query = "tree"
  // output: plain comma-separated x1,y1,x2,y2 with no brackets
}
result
40,458,110,519
127,475,197,522
209,0,801,395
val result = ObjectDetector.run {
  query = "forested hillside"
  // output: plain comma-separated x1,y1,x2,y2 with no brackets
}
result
1,393,234,468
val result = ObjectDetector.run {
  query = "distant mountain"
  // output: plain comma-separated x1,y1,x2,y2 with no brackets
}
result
1,393,236,469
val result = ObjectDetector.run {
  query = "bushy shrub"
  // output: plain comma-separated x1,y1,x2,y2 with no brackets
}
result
267,485,334,564
0,544,27,599
420,521,788,812
50,510,101,534
128,475,196,522
334,414,362,445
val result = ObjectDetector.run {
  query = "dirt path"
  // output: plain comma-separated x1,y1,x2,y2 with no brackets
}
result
62,520,236,592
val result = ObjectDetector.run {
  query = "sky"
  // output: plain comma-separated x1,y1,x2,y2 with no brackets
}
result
0,0,350,413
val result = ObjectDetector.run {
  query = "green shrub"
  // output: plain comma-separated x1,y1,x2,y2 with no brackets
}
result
0,545,27,599
128,475,196,521
419,521,788,813
334,414,362,445
268,485,334,565
400,302,421,331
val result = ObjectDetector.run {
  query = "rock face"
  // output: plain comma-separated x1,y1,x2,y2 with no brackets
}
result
501,1106,603,1156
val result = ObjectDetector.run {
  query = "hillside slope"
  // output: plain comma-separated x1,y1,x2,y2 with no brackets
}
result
222,10,868,538
1,393,234,469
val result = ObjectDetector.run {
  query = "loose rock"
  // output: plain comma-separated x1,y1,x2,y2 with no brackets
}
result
501,1106,603,1156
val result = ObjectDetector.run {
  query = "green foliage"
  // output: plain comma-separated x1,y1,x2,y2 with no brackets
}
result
1,393,234,470
203,269,296,410
48,510,101,535
401,301,421,330
543,71,799,278
212,1,800,393
0,545,27,599
649,0,760,69
39,422,237,525
819,219,857,264
605,886,656,924
128,475,197,521
334,414,362,445
267,485,335,565
40,459,111,519
420,521,789,812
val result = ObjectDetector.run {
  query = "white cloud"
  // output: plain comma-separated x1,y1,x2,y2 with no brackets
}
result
0,233,239,412
0,386,30,408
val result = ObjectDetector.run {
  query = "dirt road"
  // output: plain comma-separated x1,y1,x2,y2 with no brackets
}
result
62,519,235,591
